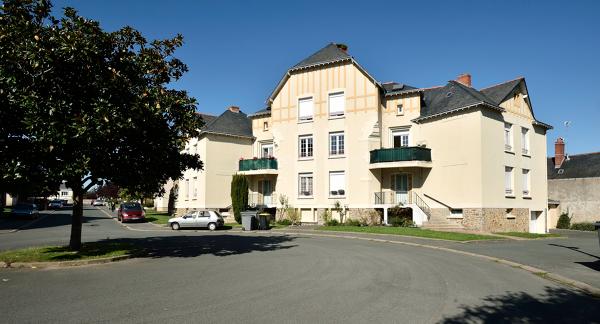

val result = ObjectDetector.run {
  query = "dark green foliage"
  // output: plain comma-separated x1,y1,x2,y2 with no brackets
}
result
388,206,413,227
276,219,292,226
345,219,361,227
230,174,248,224
167,184,178,216
389,216,414,227
556,212,571,229
570,222,596,231
1,1,203,249
326,219,339,226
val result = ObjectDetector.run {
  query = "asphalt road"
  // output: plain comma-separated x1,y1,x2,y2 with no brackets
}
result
0,207,598,323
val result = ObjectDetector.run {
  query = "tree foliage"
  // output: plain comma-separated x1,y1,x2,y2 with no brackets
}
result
230,174,248,224
0,0,204,249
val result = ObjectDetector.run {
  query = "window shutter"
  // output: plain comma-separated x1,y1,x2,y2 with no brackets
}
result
299,98,313,119
329,172,345,194
329,92,344,116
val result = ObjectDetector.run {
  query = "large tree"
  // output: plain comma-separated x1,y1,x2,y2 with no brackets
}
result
1,0,203,249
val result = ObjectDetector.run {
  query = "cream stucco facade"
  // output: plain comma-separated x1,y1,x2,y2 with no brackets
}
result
167,43,551,233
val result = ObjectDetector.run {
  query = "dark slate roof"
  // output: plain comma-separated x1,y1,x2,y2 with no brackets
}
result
197,113,217,128
290,43,352,71
382,82,419,96
248,108,271,118
201,110,253,138
547,152,600,179
480,78,523,105
416,80,502,121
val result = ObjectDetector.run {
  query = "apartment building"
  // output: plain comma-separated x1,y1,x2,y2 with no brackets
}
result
241,43,551,233
157,107,253,216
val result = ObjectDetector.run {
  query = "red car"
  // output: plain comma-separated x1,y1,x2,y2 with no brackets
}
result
117,202,145,223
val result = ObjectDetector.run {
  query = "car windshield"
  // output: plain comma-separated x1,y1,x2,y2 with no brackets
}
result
122,203,142,211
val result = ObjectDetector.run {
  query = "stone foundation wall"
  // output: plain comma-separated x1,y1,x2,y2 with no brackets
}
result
460,208,528,232
347,208,375,221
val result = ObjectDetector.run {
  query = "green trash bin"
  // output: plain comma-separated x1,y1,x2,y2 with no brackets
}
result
258,212,270,230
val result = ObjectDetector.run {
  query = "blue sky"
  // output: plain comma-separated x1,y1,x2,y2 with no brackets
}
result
52,0,599,155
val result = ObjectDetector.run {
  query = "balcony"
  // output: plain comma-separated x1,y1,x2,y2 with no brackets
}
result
238,158,278,175
369,147,432,169
248,192,277,207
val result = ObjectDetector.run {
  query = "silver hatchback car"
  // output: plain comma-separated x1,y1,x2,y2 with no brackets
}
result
168,210,224,231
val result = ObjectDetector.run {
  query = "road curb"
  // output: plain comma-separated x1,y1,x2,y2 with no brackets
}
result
1,254,132,269
275,230,600,297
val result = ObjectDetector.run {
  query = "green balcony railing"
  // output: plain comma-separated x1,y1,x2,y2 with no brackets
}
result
239,158,278,171
370,147,431,164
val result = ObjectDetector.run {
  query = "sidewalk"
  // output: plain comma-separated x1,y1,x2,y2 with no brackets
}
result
276,227,600,290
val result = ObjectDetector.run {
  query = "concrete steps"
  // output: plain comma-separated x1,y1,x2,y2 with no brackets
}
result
421,217,465,231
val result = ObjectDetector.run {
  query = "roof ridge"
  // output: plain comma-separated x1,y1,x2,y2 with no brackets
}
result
479,76,524,90
448,80,498,106
564,151,600,157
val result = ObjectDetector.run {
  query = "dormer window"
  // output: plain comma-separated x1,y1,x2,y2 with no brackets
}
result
396,104,404,115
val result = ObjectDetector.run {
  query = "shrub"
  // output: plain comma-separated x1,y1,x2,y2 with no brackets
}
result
276,219,292,226
570,222,596,231
556,212,571,229
389,216,414,227
286,207,301,225
320,209,332,225
345,219,361,226
230,174,249,224
326,219,339,226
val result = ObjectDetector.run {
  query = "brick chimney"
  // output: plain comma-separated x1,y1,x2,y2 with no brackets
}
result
228,106,240,113
554,137,565,168
336,43,348,53
456,73,472,87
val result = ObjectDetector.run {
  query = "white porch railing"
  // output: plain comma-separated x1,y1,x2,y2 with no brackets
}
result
248,192,277,207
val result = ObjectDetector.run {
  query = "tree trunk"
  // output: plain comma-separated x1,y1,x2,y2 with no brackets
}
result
69,188,84,251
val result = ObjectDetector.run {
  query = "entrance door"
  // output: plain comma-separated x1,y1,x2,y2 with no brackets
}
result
530,211,540,233
391,174,409,204
258,180,272,206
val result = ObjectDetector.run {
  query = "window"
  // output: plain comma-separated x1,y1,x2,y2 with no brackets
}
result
192,144,197,155
329,132,345,156
329,171,345,196
521,128,530,155
299,135,313,158
261,143,274,158
185,179,190,200
505,167,514,196
522,169,530,197
450,209,463,219
298,97,313,121
328,92,345,117
192,177,198,198
392,130,409,148
263,121,269,131
61,191,69,196
396,104,403,115
298,173,313,197
506,208,515,219
504,123,513,151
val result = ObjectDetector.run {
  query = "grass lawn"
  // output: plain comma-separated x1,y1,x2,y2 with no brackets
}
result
493,232,562,239
0,242,135,263
144,210,171,225
225,222,242,228
317,226,501,241
2,207,11,218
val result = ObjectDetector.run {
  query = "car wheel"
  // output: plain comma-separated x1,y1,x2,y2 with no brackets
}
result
208,222,217,231
171,222,180,230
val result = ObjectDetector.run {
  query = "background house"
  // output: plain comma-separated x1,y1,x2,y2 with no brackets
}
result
547,138,600,225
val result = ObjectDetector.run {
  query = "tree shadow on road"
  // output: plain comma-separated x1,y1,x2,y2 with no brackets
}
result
96,234,298,258
439,287,599,323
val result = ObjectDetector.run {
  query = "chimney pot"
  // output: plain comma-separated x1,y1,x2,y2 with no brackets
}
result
554,137,565,168
456,73,472,87
228,106,240,113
